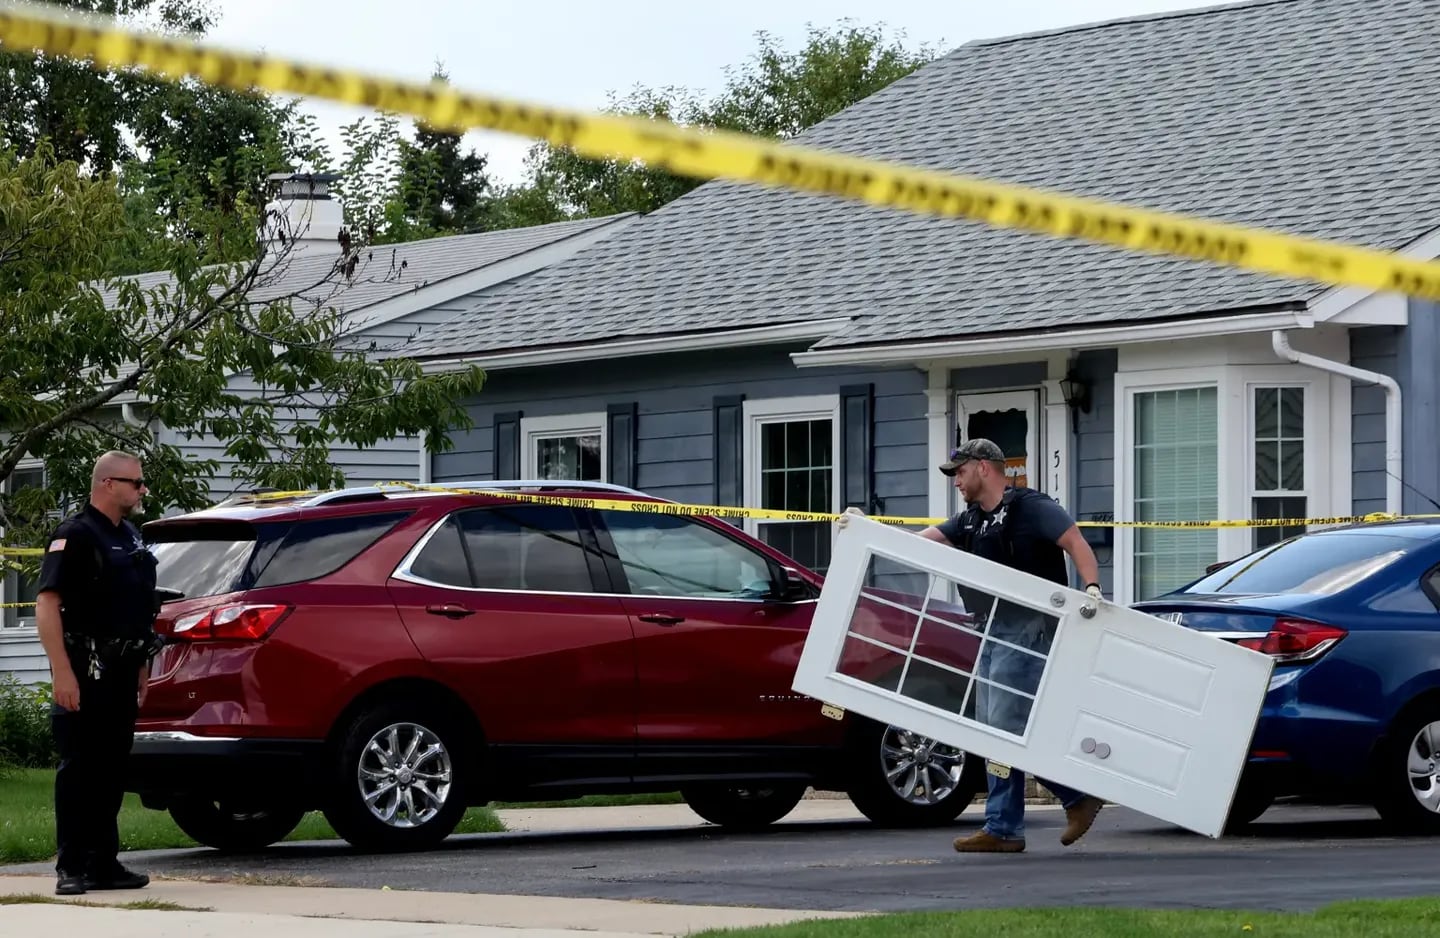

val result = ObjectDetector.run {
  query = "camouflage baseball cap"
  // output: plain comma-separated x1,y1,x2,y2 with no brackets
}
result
939,438,1006,476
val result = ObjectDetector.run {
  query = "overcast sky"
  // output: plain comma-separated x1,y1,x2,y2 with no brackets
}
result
206,0,1244,185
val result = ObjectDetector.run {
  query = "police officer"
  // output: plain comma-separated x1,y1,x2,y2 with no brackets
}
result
837,438,1107,854
35,451,161,896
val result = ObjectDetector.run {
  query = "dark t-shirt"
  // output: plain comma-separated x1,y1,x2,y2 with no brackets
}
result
935,486,1074,584
37,503,158,644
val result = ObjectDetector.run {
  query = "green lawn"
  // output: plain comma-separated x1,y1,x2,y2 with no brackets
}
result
690,901,1440,938
0,768,502,865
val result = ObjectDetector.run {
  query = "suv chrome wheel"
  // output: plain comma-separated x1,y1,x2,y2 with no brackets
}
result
881,725,965,805
357,721,454,828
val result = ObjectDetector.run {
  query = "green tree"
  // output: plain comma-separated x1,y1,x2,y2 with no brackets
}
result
1,1,330,273
0,0,215,171
490,21,944,225
0,144,486,551
392,68,491,238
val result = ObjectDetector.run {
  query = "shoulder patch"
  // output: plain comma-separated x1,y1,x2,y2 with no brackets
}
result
47,538,67,552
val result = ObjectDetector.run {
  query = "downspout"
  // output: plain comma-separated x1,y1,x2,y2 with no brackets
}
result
1271,331,1402,515
121,403,145,428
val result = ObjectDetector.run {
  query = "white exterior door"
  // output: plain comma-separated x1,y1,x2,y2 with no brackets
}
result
793,515,1274,838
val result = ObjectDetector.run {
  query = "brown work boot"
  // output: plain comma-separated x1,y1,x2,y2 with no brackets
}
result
952,830,1025,853
1060,796,1104,846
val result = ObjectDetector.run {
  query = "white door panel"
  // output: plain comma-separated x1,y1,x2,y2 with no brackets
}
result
792,515,1274,838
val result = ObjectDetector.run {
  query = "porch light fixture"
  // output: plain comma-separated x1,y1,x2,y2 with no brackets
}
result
1059,372,1091,413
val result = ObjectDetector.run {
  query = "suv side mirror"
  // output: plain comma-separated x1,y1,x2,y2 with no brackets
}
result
772,566,812,603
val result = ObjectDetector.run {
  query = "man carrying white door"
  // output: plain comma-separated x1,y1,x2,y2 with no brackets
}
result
839,438,1106,853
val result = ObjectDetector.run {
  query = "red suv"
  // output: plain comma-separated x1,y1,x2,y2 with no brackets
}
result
131,481,984,851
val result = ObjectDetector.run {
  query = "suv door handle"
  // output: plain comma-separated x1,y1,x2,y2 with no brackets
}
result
426,603,476,619
638,612,685,625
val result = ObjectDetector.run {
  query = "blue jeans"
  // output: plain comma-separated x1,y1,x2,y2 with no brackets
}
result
975,606,1089,840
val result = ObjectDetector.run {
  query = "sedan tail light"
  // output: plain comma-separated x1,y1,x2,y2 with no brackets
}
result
170,603,292,642
1236,618,1345,664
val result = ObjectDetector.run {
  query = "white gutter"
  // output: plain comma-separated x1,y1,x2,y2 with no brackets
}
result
790,310,1309,368
417,319,853,373
1271,330,1401,515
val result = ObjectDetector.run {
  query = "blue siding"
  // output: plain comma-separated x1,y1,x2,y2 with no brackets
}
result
433,345,927,587
1399,301,1440,516
1350,326,1399,516
1072,349,1118,591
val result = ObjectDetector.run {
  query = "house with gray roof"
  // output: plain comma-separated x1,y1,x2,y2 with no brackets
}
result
390,0,1440,608
0,186,635,678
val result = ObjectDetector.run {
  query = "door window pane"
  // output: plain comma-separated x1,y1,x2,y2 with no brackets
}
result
459,506,595,593
963,408,1030,488
1133,387,1218,600
603,513,772,600
535,434,601,481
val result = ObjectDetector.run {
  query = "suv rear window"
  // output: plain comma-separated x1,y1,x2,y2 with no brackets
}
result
1176,531,1415,596
148,510,412,598
149,522,257,600
249,510,412,588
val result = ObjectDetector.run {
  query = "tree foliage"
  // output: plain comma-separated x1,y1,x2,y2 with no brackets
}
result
488,21,945,225
0,143,485,552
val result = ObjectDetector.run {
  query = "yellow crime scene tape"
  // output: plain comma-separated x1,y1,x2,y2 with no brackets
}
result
1,1,1440,301
0,483,1432,562
0,483,1434,606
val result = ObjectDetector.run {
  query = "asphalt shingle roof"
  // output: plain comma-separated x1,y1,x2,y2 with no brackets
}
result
104,214,626,327
402,0,1440,359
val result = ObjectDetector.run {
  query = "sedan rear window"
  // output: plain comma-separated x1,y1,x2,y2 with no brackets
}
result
1176,531,1415,596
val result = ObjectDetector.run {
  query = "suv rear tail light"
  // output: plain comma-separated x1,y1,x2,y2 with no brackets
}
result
1236,618,1345,664
170,603,292,642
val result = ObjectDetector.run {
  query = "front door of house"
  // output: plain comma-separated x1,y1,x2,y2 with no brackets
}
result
790,514,1274,839
957,391,1038,490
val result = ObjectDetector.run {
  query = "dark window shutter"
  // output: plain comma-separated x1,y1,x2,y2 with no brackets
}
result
840,384,875,513
494,411,522,480
713,394,745,509
607,402,638,489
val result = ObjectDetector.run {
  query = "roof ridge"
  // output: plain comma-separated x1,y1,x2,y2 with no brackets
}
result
964,0,1300,50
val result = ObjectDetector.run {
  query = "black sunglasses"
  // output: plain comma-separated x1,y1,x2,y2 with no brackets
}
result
107,476,147,489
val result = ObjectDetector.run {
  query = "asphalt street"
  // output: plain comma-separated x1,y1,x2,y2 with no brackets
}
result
7,803,1436,913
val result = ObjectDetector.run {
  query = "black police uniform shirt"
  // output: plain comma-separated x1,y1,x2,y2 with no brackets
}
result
37,503,158,655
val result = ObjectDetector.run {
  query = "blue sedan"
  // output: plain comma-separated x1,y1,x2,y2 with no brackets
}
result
1131,520,1440,833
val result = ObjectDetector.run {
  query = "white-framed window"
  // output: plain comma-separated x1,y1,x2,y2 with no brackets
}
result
742,395,840,573
1249,384,1308,550
3,461,47,631
1131,385,1220,603
521,413,606,482
1114,365,1334,604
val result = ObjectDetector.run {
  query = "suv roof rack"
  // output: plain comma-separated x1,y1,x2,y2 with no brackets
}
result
440,479,660,498
299,479,666,508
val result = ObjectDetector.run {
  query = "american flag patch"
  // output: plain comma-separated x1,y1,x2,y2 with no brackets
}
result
47,538,66,552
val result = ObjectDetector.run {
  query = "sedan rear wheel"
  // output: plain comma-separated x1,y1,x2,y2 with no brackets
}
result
1374,708,1440,835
